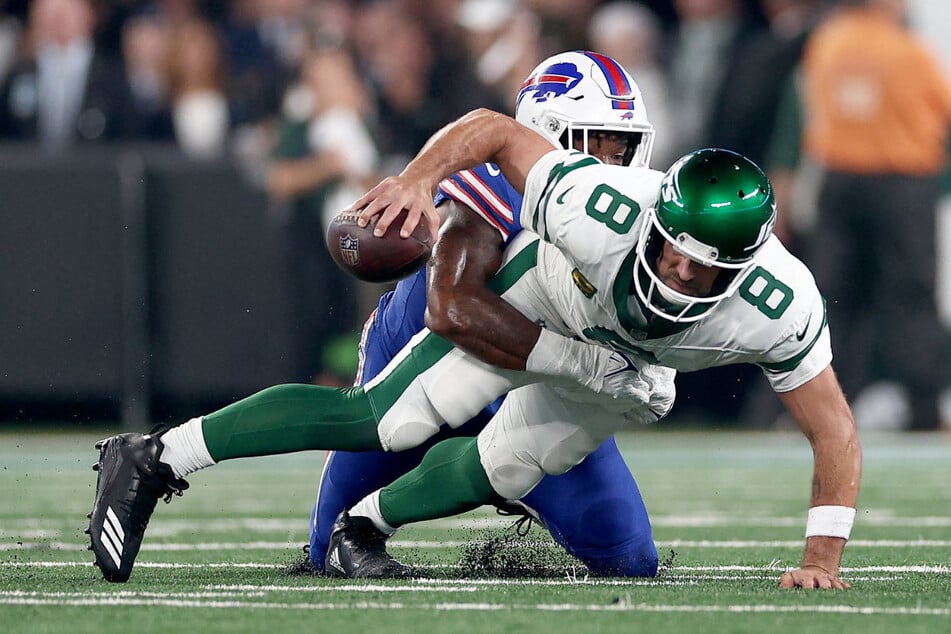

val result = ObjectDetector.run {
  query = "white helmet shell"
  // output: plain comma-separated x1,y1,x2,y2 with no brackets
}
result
515,50,654,168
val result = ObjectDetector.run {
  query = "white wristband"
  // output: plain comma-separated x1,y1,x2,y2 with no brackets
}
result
805,505,856,540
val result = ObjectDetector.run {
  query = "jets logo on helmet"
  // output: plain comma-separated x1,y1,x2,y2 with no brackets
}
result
514,50,655,168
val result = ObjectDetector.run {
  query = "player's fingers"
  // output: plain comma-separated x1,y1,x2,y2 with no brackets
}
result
395,198,439,239
374,205,407,237
779,571,818,589
797,574,818,589
351,184,388,225
396,206,422,238
353,179,406,227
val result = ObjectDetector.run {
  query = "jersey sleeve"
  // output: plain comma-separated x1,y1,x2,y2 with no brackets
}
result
753,254,833,392
520,149,596,241
760,311,832,392
521,149,662,266
435,163,523,244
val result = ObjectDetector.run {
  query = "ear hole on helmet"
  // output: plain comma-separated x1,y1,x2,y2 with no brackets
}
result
646,226,664,263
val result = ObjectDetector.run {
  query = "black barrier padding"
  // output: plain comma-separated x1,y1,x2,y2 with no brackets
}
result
0,152,124,403
0,146,361,422
145,154,295,411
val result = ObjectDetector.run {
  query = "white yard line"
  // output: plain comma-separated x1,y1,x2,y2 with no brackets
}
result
0,595,946,617
5,514,951,537
6,538,951,551
6,562,948,575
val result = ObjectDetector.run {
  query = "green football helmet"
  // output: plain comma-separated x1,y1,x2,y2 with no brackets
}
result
633,148,777,322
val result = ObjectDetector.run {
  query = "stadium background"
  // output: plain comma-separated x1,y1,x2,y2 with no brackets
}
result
0,0,949,431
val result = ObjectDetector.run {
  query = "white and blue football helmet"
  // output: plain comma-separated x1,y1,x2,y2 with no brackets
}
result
515,50,655,168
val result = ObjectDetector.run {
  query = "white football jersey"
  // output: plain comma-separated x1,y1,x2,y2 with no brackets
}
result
519,150,831,393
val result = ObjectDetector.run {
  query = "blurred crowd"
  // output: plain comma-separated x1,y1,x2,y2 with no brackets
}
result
0,0,815,170
1,0,950,429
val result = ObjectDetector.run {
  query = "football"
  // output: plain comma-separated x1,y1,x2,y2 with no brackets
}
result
326,209,433,283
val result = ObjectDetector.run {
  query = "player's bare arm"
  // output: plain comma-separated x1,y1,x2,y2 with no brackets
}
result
352,109,553,241
425,200,539,370
776,365,862,589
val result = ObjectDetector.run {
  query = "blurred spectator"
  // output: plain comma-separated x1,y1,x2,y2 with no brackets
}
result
253,0,312,71
120,7,173,140
218,0,290,130
153,0,204,24
266,45,374,383
706,0,820,168
267,45,378,218
664,0,763,160
454,0,539,113
302,0,354,47
0,0,137,150
528,0,601,55
0,2,22,85
586,1,673,168
164,17,229,158
799,0,951,430
352,3,468,174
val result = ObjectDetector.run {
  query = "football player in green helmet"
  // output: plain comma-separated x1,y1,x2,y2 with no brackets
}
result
88,108,860,591
342,110,859,589
634,148,778,322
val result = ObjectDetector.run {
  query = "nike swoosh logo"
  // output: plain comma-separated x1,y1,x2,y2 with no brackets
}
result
556,185,575,205
604,352,638,378
486,164,501,176
795,316,812,341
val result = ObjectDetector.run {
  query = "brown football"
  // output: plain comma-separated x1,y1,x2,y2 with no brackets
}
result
326,209,433,283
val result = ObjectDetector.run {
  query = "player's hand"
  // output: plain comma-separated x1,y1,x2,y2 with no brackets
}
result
778,565,851,589
597,350,651,401
351,176,440,242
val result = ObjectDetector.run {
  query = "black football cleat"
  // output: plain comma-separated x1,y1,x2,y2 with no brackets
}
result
324,511,415,579
87,431,189,582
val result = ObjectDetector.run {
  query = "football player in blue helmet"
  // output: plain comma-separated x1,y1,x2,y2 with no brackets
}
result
309,50,660,577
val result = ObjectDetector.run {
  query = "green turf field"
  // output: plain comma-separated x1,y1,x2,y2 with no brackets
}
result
1,427,949,633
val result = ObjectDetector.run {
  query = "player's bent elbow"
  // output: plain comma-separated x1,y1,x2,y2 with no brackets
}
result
425,297,475,342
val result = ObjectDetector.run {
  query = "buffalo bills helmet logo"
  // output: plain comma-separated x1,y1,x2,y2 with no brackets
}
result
517,62,584,108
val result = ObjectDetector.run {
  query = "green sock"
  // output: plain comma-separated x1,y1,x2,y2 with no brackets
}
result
379,436,502,526
201,383,382,461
